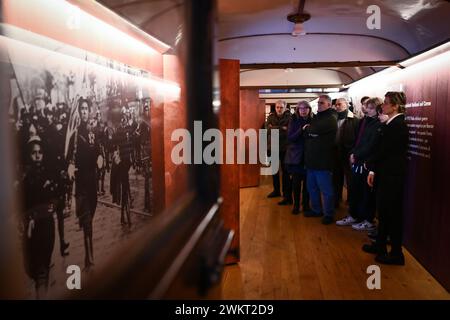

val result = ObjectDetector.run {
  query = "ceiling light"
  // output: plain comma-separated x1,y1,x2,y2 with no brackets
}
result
287,0,310,37
292,23,306,36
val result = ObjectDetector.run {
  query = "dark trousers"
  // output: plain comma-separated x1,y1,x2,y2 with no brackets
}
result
292,172,310,210
24,214,55,289
348,165,376,222
55,197,66,248
334,157,352,206
376,174,405,254
272,151,291,199
97,167,105,193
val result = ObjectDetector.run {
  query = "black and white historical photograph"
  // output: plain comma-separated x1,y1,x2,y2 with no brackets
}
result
3,35,154,298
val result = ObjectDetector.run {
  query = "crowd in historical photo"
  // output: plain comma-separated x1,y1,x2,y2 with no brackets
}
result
7,51,153,297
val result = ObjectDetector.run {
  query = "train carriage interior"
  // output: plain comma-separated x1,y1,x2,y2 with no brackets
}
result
0,0,450,304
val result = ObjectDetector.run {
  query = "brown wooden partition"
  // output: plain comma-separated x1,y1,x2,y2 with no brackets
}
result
219,59,240,263
239,89,265,188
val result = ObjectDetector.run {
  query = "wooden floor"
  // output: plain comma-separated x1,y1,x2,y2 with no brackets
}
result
221,178,450,300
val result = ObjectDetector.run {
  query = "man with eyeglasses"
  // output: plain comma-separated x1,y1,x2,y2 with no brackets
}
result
333,98,360,209
266,100,292,203
303,95,338,224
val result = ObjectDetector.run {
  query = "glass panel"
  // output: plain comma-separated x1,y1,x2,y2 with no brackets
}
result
0,0,199,298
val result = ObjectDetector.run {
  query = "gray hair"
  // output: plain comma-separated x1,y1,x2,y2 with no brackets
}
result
297,100,311,109
275,100,286,108
318,95,332,104
336,97,348,106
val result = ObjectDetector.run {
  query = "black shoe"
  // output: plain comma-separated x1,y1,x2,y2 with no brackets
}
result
267,191,281,198
304,210,323,217
292,207,300,215
375,252,405,266
362,243,387,255
369,235,392,245
278,199,293,205
321,216,334,225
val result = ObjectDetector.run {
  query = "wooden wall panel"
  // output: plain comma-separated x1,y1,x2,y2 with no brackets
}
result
434,64,450,291
239,89,264,188
402,58,450,291
163,55,188,209
219,59,240,263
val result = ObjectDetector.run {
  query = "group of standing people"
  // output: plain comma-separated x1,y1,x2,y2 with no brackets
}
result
266,91,409,266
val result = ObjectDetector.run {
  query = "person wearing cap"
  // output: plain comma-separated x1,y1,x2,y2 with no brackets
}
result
93,109,106,196
362,91,409,265
21,136,56,297
41,105,71,257
138,103,151,212
116,113,134,225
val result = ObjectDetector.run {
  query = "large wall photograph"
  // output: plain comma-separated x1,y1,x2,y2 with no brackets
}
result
2,32,157,298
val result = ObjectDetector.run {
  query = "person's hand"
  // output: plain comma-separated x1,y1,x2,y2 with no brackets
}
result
302,124,310,130
15,120,22,131
367,173,374,187
268,124,273,129
27,219,35,239
282,126,287,130
43,180,51,189
68,163,77,181
349,154,355,164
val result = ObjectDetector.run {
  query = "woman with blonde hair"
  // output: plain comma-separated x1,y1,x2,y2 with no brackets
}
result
337,97,382,230
363,92,409,265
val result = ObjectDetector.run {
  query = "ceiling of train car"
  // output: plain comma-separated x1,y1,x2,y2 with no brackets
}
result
98,0,450,89
97,0,184,48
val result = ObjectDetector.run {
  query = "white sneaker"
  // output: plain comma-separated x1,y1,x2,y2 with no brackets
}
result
336,216,357,226
352,220,376,231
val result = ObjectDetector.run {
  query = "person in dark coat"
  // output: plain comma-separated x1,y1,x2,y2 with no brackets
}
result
363,92,409,265
116,117,134,226
67,97,99,269
266,100,292,203
333,98,360,208
21,137,56,297
336,97,382,230
138,104,151,212
42,108,70,257
285,101,312,214
303,95,338,224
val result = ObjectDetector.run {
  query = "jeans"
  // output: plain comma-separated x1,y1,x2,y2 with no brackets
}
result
307,169,335,217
